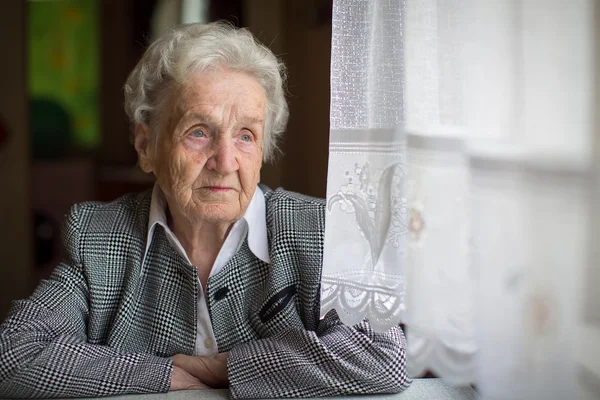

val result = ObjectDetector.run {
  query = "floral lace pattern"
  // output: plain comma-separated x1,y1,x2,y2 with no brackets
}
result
321,130,408,330
322,131,408,331
328,161,407,262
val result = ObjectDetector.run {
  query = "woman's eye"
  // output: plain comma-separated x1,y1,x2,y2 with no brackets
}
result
240,133,252,142
191,129,205,138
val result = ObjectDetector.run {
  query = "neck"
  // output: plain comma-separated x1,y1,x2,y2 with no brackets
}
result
168,206,232,284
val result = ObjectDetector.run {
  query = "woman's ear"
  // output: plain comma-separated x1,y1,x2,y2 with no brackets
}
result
134,123,154,173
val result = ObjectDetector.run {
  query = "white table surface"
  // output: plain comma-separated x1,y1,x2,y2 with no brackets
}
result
52,379,477,400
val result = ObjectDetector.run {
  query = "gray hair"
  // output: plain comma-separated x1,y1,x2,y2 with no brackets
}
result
124,22,288,162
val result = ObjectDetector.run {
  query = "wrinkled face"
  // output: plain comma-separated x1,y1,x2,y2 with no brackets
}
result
138,68,266,224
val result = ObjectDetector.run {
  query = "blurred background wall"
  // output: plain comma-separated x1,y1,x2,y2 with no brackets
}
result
0,0,332,320
0,1,31,320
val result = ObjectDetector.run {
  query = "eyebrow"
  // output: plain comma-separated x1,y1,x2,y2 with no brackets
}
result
240,117,265,126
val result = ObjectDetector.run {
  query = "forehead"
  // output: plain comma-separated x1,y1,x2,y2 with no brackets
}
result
174,68,267,120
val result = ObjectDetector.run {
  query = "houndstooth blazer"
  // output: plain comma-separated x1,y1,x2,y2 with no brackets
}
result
0,185,411,399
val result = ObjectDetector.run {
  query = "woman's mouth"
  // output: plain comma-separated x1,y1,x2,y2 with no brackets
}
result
204,186,232,192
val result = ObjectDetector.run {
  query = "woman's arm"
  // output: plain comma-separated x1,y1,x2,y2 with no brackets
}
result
226,310,410,399
0,207,172,398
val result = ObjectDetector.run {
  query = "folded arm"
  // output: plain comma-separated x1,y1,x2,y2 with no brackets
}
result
0,207,173,398
227,310,411,399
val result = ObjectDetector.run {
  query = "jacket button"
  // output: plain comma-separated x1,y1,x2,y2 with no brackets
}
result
214,287,229,301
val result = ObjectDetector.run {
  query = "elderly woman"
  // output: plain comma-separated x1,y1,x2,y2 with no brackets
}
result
0,23,410,398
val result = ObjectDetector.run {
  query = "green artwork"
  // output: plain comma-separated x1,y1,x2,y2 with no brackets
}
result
29,0,99,152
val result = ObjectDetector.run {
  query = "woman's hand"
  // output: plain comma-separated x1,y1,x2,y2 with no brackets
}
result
170,364,210,391
170,352,229,390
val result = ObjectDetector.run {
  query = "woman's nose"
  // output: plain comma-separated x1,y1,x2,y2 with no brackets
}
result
205,138,238,173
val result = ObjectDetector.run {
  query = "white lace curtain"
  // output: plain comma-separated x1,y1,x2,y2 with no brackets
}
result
321,1,599,399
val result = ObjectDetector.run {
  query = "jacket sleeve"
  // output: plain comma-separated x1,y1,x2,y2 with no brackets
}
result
0,206,173,398
227,310,411,399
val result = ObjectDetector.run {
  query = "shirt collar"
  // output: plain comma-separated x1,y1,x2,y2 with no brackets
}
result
144,185,270,265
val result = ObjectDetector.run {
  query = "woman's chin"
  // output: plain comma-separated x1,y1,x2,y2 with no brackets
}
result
191,202,243,224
